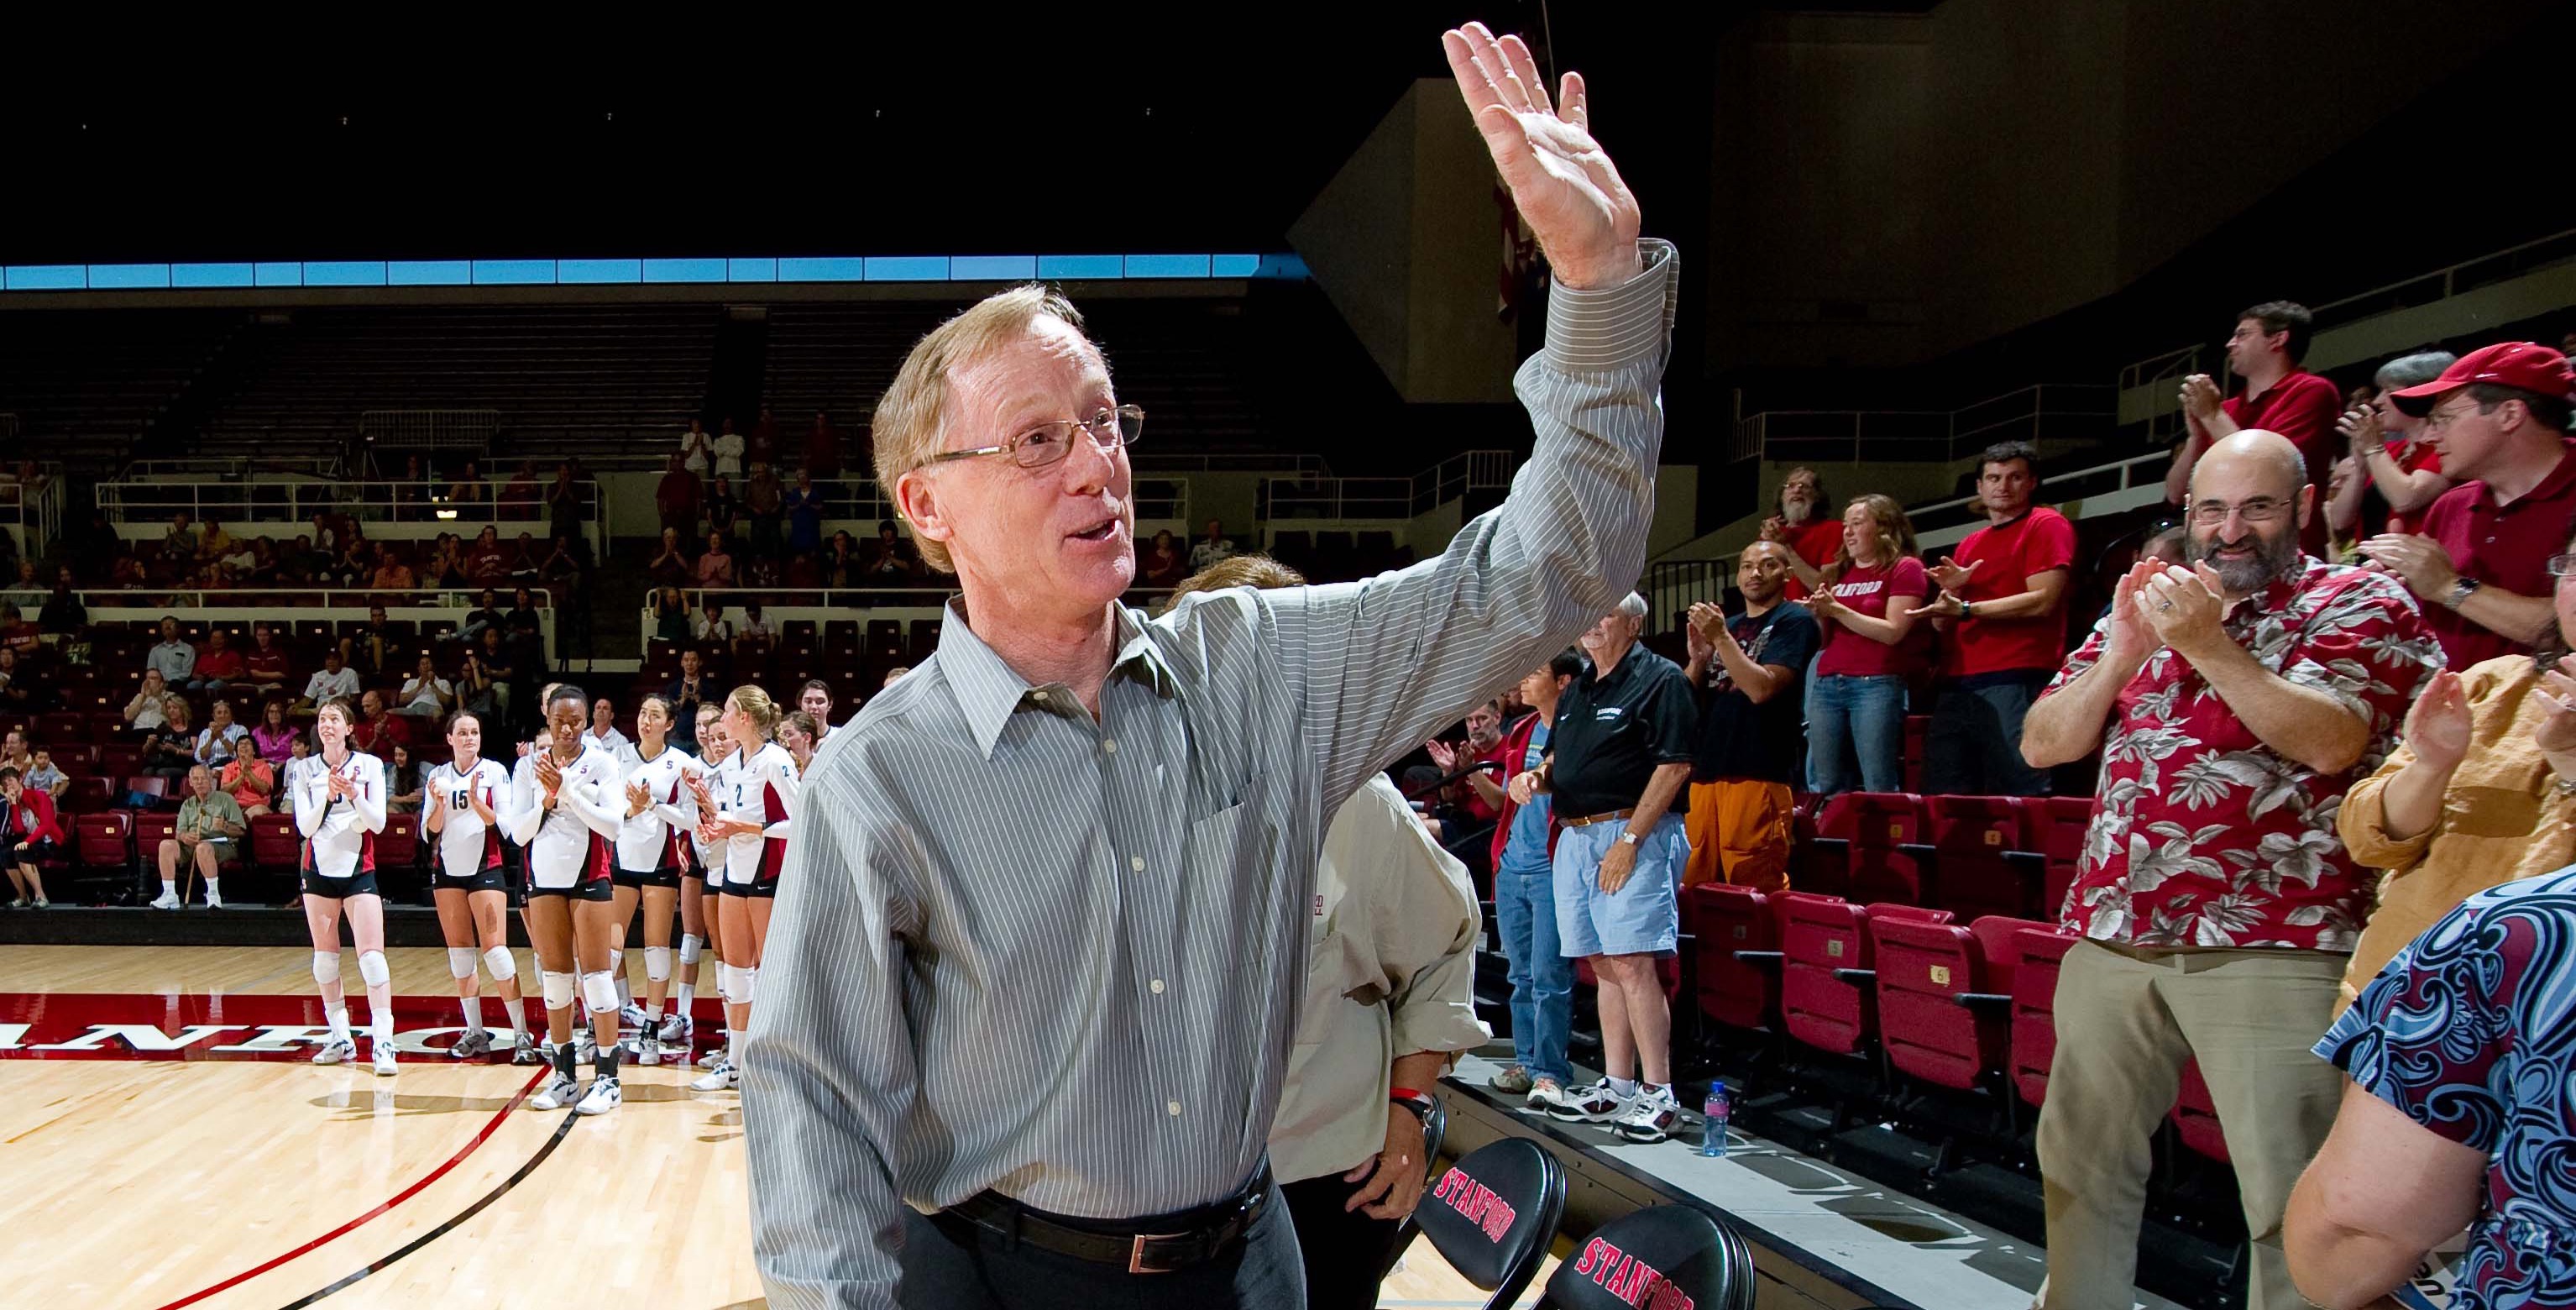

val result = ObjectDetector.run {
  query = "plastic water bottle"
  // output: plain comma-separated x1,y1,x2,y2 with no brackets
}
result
1700,1083,1730,1158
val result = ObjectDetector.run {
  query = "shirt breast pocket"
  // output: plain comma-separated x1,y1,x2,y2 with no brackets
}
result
1187,800,1252,880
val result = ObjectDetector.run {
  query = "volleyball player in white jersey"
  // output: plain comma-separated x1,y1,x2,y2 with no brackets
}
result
687,684,797,1093
612,694,699,1066
507,685,629,1114
423,708,534,1063
675,702,729,1064
295,700,396,1075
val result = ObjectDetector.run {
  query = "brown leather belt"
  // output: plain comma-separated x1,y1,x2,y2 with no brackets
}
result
939,1162,1273,1274
1560,808,1637,828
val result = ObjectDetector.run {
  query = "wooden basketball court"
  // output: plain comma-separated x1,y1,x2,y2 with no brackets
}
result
0,946,1539,1310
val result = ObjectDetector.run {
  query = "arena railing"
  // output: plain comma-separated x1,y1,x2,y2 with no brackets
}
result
1726,384,2116,467
56,585,557,663
121,456,345,480
1,463,67,556
636,585,1197,649
1256,449,1515,522
2115,224,2576,393
97,478,610,556
359,409,502,453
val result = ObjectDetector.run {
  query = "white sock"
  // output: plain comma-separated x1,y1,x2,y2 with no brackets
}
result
204,878,221,903
325,1004,353,1046
1610,1077,1639,1099
369,1005,394,1051
460,997,484,1035
505,1003,527,1038
643,999,663,1022
727,1029,745,1065
160,879,177,899
616,972,632,1009
674,982,695,1014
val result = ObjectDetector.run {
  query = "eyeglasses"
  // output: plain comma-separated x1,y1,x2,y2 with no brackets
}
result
927,404,1145,471
2549,553,2576,579
2423,399,2490,432
2186,496,2295,526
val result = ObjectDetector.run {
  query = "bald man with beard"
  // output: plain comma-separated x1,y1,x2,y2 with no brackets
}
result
2019,429,2444,1310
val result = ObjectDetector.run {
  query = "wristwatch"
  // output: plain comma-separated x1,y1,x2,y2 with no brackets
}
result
1960,600,1977,620
2444,577,2483,610
1617,831,1643,847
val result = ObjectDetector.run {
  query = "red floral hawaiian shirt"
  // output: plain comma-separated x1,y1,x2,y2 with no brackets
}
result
2045,558,2443,950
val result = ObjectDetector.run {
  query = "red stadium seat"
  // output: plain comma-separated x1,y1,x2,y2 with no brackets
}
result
123,776,170,804
2173,1061,2229,1163
1686,883,1783,1033
249,813,302,872
1780,893,1950,1058
1871,914,2021,1093
2034,796,2096,919
1809,793,1931,908
36,711,85,742
63,776,114,813
2008,925,2081,1110
74,811,134,872
1924,795,2045,922
1903,714,1931,795
378,814,421,868
134,812,177,854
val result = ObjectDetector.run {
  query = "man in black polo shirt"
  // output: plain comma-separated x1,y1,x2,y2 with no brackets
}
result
1512,591,1697,1142
1681,542,1816,892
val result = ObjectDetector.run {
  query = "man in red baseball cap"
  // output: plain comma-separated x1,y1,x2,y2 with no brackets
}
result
2358,342,2576,668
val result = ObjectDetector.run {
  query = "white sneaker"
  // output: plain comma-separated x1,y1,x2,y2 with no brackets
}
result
531,1073,581,1111
1610,1085,1682,1144
654,1012,691,1044
1525,1078,1571,1114
691,1061,737,1093
311,1038,356,1066
575,1077,622,1116
637,1035,662,1066
510,1032,541,1065
205,895,224,909
697,1045,728,1070
149,893,181,910
372,1045,399,1077
620,1003,647,1030
574,1030,598,1066
1544,1078,1634,1124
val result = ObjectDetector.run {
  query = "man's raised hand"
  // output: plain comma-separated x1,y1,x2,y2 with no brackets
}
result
1443,22,1641,291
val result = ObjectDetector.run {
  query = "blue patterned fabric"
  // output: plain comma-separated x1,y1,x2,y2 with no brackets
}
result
2317,865,2576,1308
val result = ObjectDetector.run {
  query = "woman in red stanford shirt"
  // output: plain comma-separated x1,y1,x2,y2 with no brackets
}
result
1804,495,1935,795
3,764,64,906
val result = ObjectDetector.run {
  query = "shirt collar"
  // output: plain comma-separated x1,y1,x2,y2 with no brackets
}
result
2479,442,2576,511
936,600,1180,759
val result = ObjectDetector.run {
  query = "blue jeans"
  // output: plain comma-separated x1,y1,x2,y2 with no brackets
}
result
1493,866,1573,1085
1807,673,1908,795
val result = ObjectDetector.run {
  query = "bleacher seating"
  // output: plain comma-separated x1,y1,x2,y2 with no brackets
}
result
188,304,720,467
0,309,238,461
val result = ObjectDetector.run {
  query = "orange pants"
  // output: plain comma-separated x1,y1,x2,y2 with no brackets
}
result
1682,779,1792,892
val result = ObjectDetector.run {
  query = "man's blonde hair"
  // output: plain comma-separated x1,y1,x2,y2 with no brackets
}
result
873,284,1093,574
1157,553,1307,615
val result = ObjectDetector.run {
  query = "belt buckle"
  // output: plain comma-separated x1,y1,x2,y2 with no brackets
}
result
1128,1231,1188,1275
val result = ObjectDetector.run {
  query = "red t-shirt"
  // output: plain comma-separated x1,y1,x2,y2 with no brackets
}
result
2416,443,2576,671
1941,507,2077,679
1816,556,1934,679
2221,369,2343,553
195,647,246,679
1781,519,1844,601
2382,439,2444,537
245,648,294,684
349,713,412,759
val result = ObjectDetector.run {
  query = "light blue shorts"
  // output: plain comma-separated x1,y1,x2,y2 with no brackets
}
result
1552,811,1686,959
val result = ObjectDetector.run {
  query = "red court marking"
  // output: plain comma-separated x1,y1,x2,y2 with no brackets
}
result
148,1066,547,1310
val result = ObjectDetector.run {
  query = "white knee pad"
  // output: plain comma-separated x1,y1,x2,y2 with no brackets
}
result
482,946,516,982
678,934,702,965
716,962,746,1005
447,947,478,981
724,965,758,1006
643,946,673,982
541,970,577,1011
357,951,390,989
581,970,619,1014
312,951,341,986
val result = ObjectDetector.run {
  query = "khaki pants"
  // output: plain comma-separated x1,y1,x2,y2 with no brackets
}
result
1681,779,1792,892
2034,941,2345,1310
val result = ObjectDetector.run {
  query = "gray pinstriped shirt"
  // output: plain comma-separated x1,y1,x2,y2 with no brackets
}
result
746,241,1679,1309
